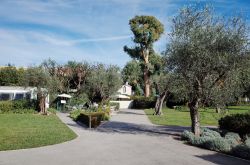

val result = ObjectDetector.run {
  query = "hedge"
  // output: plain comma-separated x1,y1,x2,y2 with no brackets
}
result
0,100,36,114
131,96,156,109
181,128,250,160
219,113,250,136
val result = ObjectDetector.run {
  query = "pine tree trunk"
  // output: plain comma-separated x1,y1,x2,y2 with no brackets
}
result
143,49,150,98
144,71,150,97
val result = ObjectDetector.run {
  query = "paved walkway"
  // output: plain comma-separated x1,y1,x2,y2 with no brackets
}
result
0,109,249,165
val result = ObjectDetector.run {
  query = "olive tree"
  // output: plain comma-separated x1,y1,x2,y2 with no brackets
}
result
84,64,122,103
124,15,164,97
24,66,59,115
166,5,249,136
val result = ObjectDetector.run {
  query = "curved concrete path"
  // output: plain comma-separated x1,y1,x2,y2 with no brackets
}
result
0,109,249,165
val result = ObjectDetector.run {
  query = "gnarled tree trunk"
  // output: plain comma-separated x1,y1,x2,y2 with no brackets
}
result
188,79,202,136
37,89,47,115
154,90,168,115
188,98,201,136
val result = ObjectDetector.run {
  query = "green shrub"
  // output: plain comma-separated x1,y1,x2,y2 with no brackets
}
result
131,96,156,109
182,129,231,153
0,101,13,113
69,109,84,121
231,144,250,160
110,102,120,111
204,138,231,153
224,132,241,147
103,113,110,121
191,136,212,147
0,100,36,114
181,130,195,141
201,128,221,139
219,113,250,136
13,99,29,109
48,108,57,114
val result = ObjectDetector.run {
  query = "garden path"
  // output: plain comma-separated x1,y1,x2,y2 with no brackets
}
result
0,109,249,165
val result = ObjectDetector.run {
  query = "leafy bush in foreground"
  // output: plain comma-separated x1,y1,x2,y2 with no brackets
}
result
200,128,221,139
181,128,250,160
0,100,36,114
219,113,250,136
203,138,231,152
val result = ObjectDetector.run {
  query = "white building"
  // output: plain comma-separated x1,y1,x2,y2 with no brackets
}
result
0,86,49,107
116,82,132,99
111,82,133,109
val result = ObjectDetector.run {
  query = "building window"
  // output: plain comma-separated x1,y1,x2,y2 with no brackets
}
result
15,93,24,100
123,86,126,93
0,93,11,100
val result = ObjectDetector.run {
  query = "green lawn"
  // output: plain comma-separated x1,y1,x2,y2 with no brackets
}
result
145,106,250,126
0,114,77,151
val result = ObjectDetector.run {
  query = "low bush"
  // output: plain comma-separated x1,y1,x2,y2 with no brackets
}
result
69,109,84,121
203,138,231,152
219,113,250,136
131,96,156,109
181,130,194,141
48,108,57,114
181,128,250,160
231,144,250,160
0,100,36,114
224,132,241,147
201,128,221,139
0,101,13,113
181,129,232,152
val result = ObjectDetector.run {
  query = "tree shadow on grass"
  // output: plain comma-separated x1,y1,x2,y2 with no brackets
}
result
96,121,190,137
195,153,250,165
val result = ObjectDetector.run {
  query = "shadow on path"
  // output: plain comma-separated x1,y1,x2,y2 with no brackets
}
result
97,121,189,137
195,153,250,165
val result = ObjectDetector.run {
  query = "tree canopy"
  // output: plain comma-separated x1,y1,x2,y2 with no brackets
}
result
124,15,164,97
165,5,249,136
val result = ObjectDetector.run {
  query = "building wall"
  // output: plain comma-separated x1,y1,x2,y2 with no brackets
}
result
117,84,132,96
110,100,133,109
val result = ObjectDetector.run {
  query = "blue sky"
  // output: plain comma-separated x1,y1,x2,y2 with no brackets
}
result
0,0,249,67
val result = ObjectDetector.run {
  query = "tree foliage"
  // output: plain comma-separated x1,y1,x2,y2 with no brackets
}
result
165,5,249,136
84,64,122,103
0,65,25,86
124,15,164,97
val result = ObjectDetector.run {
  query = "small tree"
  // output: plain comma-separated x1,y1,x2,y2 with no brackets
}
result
166,5,249,136
124,15,164,97
0,65,25,86
122,60,142,89
25,66,60,115
85,64,122,103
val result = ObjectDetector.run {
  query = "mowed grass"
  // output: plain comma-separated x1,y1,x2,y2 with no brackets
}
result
0,114,77,151
145,105,250,126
